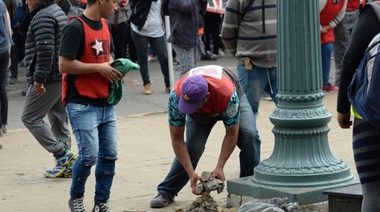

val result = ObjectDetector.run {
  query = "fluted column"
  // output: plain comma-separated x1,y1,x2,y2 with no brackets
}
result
227,0,358,204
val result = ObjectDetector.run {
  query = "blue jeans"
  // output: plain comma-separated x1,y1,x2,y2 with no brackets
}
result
237,64,278,117
157,95,261,198
321,42,333,85
66,103,118,203
130,30,170,87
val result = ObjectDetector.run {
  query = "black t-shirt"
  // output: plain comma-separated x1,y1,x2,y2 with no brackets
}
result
59,14,114,107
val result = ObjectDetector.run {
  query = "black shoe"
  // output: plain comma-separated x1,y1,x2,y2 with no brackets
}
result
68,197,85,212
92,202,111,212
150,192,173,208
201,53,217,61
9,77,17,84
21,89,27,96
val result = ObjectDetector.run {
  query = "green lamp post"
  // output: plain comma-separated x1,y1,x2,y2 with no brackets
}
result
227,0,358,204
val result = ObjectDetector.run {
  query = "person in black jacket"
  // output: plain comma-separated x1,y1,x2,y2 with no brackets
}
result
21,0,76,179
336,3,380,211
129,0,171,95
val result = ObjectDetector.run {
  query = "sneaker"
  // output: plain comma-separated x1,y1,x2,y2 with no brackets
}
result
2,124,7,134
218,49,225,57
262,92,272,101
69,197,86,212
9,77,17,84
21,89,27,96
143,83,152,95
92,202,111,212
150,192,173,208
201,53,217,61
322,83,339,92
44,150,77,178
148,55,157,62
61,164,73,178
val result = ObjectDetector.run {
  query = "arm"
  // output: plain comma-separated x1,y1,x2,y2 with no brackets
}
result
6,10,12,67
211,122,239,188
336,6,380,128
220,0,242,56
329,0,348,28
169,124,203,194
167,91,203,194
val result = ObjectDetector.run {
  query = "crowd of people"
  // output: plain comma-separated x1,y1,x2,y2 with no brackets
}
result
1,0,380,211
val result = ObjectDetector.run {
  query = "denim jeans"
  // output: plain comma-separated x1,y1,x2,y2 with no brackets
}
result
157,94,261,198
321,42,333,85
66,103,118,203
237,64,278,117
130,30,170,87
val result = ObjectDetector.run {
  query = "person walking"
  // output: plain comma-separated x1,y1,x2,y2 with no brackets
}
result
0,0,13,136
58,0,126,210
337,2,380,211
221,0,278,117
150,65,261,208
21,0,76,178
129,0,170,94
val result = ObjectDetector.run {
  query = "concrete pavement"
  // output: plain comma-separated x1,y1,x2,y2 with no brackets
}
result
0,88,356,211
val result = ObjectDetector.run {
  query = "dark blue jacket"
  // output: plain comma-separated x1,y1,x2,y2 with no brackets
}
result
167,0,206,48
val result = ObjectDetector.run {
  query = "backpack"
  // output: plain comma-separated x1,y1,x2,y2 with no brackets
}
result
347,2,380,127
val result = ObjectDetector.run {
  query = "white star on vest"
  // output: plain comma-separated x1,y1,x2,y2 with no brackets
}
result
92,39,103,56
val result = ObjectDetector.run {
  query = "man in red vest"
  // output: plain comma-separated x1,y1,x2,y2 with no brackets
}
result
150,65,261,208
58,0,121,211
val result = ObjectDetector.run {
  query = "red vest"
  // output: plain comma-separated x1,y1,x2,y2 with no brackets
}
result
62,17,111,105
320,0,345,44
175,66,235,114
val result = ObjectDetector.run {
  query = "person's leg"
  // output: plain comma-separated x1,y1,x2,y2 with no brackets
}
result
173,45,197,77
352,118,380,211
21,82,67,155
131,30,150,86
111,21,127,59
237,64,270,117
210,13,222,56
9,32,20,83
48,82,71,150
321,42,333,86
237,94,261,177
156,116,215,198
263,67,278,104
94,105,118,204
0,51,9,130
333,10,359,87
126,21,138,62
151,36,170,88
66,103,102,199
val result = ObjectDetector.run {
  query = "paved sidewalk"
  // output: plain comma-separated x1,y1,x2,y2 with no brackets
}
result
0,91,355,212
